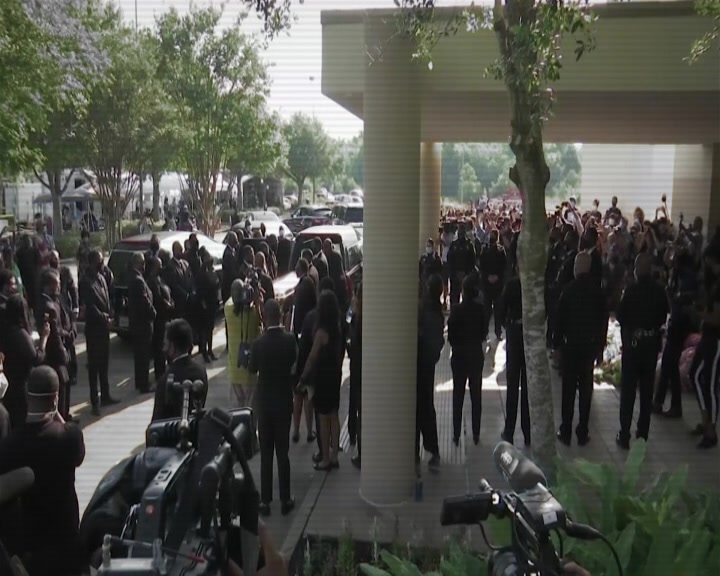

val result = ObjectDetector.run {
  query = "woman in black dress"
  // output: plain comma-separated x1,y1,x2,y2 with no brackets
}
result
2,295,49,428
299,290,343,471
197,248,220,363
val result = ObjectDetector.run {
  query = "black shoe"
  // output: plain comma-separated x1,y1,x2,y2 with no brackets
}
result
635,432,648,441
662,408,682,419
307,431,316,443
452,436,459,447
312,452,323,464
473,434,479,446
556,430,571,446
351,455,361,469
524,436,531,447
281,497,295,516
691,423,705,436
615,433,630,450
651,402,664,415
697,436,718,449
202,354,211,364
577,435,591,447
500,430,513,444
330,460,340,470
101,397,119,407
209,352,218,361
292,432,300,443
428,454,440,470
259,502,271,517
314,461,331,471
91,405,101,417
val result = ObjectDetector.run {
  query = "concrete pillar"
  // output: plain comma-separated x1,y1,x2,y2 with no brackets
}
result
671,145,715,238
708,144,720,237
360,18,421,506
419,142,442,251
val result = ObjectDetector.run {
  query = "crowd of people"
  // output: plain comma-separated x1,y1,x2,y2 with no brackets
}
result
0,188,718,575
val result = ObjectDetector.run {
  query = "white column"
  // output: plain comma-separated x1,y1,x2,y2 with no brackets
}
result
419,142,442,251
360,18,421,506
671,145,715,237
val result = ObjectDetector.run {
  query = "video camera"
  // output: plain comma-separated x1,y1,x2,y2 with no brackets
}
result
440,442,623,576
88,381,260,576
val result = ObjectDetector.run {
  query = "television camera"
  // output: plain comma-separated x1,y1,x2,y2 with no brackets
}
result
440,442,623,576
79,380,260,576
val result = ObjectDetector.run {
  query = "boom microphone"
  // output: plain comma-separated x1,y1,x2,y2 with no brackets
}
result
0,467,34,506
492,441,547,493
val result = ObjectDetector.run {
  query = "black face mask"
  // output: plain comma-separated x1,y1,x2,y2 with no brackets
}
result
150,242,160,252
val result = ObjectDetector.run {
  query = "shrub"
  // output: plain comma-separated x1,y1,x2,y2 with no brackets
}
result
54,231,106,260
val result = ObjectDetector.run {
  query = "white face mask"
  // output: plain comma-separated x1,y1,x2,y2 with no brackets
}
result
426,246,433,255
0,373,8,400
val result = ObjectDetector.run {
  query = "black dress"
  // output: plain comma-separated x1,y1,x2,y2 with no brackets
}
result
312,331,343,415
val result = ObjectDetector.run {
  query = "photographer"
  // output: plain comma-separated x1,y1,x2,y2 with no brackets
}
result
225,278,264,410
151,319,208,422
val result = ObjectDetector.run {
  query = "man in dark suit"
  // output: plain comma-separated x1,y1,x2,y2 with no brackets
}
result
248,299,297,517
152,319,208,421
49,251,78,392
79,249,116,415
254,252,275,301
128,252,156,393
222,231,240,304
36,268,73,420
276,227,293,275
164,241,193,320
322,238,347,312
311,237,329,281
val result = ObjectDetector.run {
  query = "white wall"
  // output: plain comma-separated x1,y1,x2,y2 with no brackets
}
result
579,144,675,220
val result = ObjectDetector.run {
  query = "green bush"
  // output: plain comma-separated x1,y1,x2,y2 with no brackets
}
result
54,231,106,260
595,361,621,387
360,545,486,576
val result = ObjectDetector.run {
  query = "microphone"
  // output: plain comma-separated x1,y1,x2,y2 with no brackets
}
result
492,441,547,493
172,379,205,394
0,467,35,506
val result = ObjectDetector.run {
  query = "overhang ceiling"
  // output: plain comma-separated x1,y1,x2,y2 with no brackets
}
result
321,1,720,143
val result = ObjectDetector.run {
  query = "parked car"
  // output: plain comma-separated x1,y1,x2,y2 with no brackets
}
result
106,231,225,338
282,205,334,235
272,225,363,303
331,204,364,225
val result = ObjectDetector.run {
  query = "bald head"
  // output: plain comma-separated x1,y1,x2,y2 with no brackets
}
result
574,251,592,279
634,252,653,279
131,251,145,271
254,251,266,270
264,298,281,327
226,231,238,247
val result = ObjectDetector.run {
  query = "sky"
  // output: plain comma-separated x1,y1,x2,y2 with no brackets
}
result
116,0,477,139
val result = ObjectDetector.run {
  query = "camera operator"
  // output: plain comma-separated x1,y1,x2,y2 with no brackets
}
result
151,319,208,421
0,365,85,576
226,278,264,410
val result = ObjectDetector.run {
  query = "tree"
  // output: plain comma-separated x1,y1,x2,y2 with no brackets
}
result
156,6,271,233
459,162,480,202
399,0,597,473
0,0,109,176
441,143,461,198
82,21,159,246
282,113,333,203
688,0,720,63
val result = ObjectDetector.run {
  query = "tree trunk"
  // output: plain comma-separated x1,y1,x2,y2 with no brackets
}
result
511,147,558,477
235,171,244,210
294,178,305,204
152,172,161,220
138,173,144,216
48,170,64,239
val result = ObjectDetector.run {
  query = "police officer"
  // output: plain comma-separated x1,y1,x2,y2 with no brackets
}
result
615,253,669,449
479,228,507,340
128,252,156,393
498,265,531,446
151,318,208,421
419,238,442,297
554,252,608,446
447,275,486,446
447,223,476,306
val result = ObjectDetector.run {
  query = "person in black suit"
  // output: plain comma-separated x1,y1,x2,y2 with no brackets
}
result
347,282,362,469
222,231,240,304
128,252,156,394
254,252,275,301
311,237,329,281
248,299,297,517
49,251,79,391
286,259,318,444
152,319,208,421
36,268,74,420
146,256,174,382
322,238,348,312
196,248,220,363
79,249,116,415
266,234,280,279
164,241,193,320
276,228,293,275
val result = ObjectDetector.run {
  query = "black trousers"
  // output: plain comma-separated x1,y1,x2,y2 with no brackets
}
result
198,308,217,356
691,334,720,426
348,372,360,446
415,362,439,459
450,353,483,441
86,328,111,406
483,283,503,337
619,343,659,441
152,318,168,383
504,328,530,442
449,272,465,306
257,407,291,504
560,346,595,439
133,329,153,392
654,335,683,412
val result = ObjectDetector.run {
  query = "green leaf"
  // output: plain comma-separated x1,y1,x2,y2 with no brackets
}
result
642,517,676,576
379,550,423,576
622,439,646,490
614,522,637,574
360,564,392,576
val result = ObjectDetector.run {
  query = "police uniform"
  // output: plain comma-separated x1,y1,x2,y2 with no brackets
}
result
447,236,476,306
498,276,531,445
616,274,669,447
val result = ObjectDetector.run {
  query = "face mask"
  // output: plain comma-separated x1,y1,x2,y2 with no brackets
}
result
426,246,433,255
150,243,159,252
0,373,8,400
